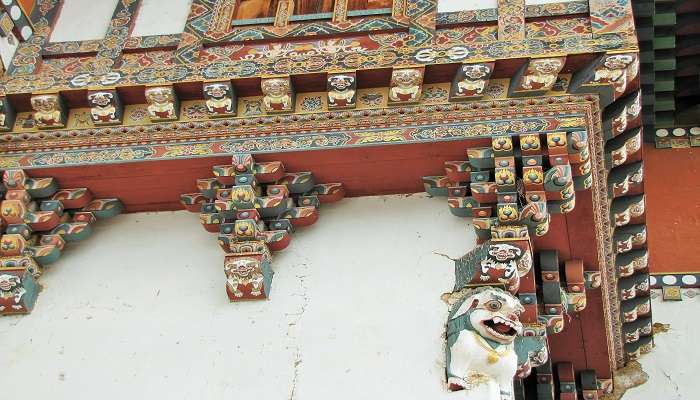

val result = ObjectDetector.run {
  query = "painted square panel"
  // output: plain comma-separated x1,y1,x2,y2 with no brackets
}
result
131,0,192,37
49,0,118,42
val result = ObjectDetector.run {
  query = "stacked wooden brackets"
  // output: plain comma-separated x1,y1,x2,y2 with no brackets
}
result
0,169,122,314
181,153,344,301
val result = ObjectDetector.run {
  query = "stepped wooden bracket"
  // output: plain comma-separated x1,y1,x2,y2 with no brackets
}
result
0,169,123,315
423,130,591,241
181,153,344,301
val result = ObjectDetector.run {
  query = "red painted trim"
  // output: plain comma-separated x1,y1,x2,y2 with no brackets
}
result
645,144,700,273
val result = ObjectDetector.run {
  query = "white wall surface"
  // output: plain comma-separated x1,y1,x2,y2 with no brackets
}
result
1,194,695,399
628,293,700,399
0,31,18,70
0,194,480,400
437,0,497,13
49,0,118,42
131,0,192,37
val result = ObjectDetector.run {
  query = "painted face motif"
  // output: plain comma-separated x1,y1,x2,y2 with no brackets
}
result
262,79,289,96
32,96,57,112
604,55,634,70
146,88,171,104
532,59,562,74
488,243,522,263
463,65,490,80
89,93,113,106
330,75,353,91
393,69,421,87
0,274,20,293
226,259,258,278
206,84,227,98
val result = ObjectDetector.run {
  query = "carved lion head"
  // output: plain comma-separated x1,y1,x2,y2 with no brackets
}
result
0,274,21,293
145,87,172,104
88,92,113,107
449,286,524,344
262,78,290,97
392,69,422,88
205,83,228,99
31,95,58,112
224,258,258,279
329,75,354,91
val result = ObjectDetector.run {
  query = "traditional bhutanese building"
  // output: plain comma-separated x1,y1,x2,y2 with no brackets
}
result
0,1,694,399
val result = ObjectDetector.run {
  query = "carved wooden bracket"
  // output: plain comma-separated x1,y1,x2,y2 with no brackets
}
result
0,169,122,315
181,153,344,301
424,130,591,241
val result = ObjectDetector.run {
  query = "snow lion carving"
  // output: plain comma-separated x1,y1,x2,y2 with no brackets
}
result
446,286,524,400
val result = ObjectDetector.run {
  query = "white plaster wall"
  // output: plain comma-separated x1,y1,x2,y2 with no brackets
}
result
627,294,700,399
0,31,18,70
437,0,497,13
130,0,192,37
0,194,480,400
49,0,118,42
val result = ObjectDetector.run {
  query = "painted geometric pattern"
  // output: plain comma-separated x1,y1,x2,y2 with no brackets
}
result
589,0,635,35
526,17,591,39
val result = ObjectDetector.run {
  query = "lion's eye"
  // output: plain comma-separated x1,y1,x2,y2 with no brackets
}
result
485,300,502,312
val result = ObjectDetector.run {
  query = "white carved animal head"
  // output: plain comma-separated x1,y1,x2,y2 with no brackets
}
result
450,286,524,344
487,243,522,263
329,75,354,91
603,54,635,70
262,78,290,97
145,88,172,104
225,258,258,279
205,83,228,99
392,69,422,88
532,58,562,75
462,64,490,80
88,92,113,106
31,95,58,112
0,274,20,293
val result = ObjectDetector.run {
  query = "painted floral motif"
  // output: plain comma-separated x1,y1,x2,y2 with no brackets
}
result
183,104,208,119
300,96,323,112
242,100,263,116
128,107,148,122
360,92,384,106
421,86,448,103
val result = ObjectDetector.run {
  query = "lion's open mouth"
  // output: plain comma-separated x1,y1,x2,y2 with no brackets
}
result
483,316,518,339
